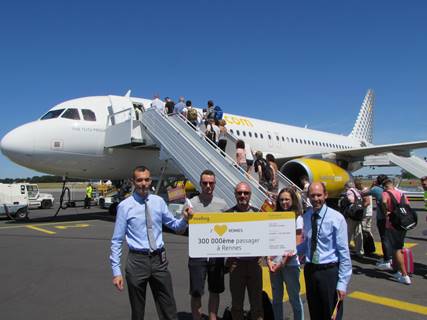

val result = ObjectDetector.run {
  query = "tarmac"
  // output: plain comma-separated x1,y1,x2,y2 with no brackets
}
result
0,191,426,320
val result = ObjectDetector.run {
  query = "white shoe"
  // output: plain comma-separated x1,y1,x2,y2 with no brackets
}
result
397,275,411,285
376,261,392,271
392,271,402,280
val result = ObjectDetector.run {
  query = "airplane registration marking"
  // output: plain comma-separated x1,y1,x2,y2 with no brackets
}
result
26,225,56,235
348,291,427,315
54,223,89,229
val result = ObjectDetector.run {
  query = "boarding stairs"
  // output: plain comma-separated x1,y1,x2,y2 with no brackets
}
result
136,109,274,208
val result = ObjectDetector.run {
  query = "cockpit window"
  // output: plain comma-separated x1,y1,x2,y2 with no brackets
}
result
82,109,96,121
40,109,65,120
61,108,80,120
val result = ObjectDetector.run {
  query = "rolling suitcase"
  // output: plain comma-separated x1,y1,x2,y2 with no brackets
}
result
392,247,414,274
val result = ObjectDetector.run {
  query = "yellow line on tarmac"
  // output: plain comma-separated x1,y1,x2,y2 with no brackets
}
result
349,291,427,316
262,266,306,301
0,220,92,230
26,225,56,235
350,241,417,256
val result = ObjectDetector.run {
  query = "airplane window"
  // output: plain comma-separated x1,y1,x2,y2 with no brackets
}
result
299,139,303,144
268,135,271,140
286,137,290,142
248,132,252,137
230,129,234,134
276,136,279,141
242,131,246,137
236,130,240,136
254,132,258,138
304,140,307,144
62,108,80,120
291,138,294,143
82,109,96,121
260,133,264,139
282,136,285,142
40,109,65,120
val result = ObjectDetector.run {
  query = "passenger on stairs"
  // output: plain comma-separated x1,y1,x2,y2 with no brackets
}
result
217,119,228,153
235,139,247,173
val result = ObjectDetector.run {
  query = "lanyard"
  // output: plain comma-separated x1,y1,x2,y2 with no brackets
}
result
315,207,328,240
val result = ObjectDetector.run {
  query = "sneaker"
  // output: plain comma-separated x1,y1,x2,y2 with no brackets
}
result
392,271,402,280
376,261,393,271
397,274,411,285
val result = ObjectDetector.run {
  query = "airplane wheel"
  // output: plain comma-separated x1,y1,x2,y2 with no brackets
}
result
109,203,118,216
41,200,52,209
15,208,28,220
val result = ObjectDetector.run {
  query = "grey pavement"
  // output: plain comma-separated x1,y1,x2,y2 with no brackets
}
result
0,198,426,320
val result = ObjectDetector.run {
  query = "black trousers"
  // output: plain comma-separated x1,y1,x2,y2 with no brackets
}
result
84,196,91,208
377,219,392,260
125,252,177,320
304,263,343,320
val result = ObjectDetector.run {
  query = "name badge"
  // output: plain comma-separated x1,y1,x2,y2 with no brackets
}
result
312,251,320,264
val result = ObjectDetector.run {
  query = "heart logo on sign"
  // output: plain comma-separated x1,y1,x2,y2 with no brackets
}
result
214,224,228,237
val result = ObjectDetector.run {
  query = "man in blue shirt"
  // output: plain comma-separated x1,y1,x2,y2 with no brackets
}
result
173,96,186,115
110,166,190,320
297,182,352,320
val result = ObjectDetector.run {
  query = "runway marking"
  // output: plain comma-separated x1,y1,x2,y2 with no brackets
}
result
25,225,56,235
349,291,427,316
54,223,90,230
350,240,417,256
0,220,92,230
262,266,306,301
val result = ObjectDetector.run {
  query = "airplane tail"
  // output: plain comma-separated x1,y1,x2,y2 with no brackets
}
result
349,89,375,143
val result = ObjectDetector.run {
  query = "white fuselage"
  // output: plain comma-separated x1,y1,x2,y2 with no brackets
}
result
1,95,363,179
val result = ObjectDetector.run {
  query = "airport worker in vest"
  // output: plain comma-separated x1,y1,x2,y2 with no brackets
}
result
297,182,352,320
188,170,228,320
110,166,191,320
225,182,263,320
84,183,92,209
421,176,427,209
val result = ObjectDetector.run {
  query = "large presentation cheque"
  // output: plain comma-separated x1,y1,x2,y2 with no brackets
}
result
189,211,296,258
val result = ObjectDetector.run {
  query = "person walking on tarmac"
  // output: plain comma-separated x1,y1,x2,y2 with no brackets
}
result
84,183,93,209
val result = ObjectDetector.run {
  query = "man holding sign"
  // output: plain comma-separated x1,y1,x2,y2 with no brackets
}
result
225,182,263,320
297,182,352,320
188,170,228,320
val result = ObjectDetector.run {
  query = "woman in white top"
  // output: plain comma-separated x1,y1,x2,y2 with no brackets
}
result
267,187,304,320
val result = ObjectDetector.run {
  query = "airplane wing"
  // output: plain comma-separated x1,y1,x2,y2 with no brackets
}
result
333,140,427,158
274,140,427,162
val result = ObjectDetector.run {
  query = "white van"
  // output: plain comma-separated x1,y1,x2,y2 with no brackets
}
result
0,183,29,219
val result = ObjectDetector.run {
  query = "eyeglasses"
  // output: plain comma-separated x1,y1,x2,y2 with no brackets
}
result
236,191,250,195
201,181,215,186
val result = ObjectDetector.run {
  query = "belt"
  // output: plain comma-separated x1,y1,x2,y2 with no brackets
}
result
305,262,338,270
129,247,165,256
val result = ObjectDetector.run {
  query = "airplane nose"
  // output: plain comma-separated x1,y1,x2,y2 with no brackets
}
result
1,124,35,160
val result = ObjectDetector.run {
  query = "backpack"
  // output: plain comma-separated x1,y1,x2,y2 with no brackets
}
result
205,124,216,142
187,108,198,121
345,189,365,221
385,191,417,231
213,105,223,120
258,158,273,182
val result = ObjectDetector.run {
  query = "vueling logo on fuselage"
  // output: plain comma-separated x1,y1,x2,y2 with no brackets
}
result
223,115,254,127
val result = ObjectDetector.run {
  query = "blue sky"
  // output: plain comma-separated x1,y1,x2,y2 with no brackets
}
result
1,0,426,178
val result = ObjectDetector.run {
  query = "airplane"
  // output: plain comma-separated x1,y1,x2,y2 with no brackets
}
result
1,89,427,200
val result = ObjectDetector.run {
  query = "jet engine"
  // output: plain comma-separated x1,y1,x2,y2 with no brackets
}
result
280,158,350,198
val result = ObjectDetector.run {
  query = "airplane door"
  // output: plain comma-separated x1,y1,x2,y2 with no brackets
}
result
108,95,134,125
